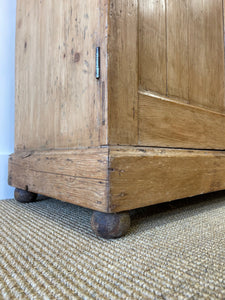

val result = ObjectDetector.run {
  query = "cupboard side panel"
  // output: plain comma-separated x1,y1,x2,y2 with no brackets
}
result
15,0,108,151
108,0,139,145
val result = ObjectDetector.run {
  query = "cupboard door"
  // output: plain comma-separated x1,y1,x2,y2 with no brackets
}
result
138,0,225,149
15,0,108,151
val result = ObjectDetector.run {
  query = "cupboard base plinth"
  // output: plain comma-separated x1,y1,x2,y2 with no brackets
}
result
8,146,225,238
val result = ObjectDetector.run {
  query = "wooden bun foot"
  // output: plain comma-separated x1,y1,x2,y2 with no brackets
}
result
14,188,38,203
91,211,131,239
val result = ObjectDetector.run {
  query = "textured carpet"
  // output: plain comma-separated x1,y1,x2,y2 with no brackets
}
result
1,193,225,299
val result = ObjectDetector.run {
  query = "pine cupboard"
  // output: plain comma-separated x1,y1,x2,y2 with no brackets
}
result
9,0,225,238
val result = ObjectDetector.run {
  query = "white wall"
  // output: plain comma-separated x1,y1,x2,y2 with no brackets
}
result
0,0,17,199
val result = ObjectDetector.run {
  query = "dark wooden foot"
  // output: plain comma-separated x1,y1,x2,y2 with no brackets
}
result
14,188,38,203
91,211,131,239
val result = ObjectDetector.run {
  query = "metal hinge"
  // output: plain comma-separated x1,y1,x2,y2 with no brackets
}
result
96,47,100,79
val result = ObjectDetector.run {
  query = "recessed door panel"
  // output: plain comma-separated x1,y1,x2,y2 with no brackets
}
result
138,0,225,149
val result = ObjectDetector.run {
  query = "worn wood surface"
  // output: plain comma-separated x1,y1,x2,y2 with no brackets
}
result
167,0,225,108
138,0,225,113
9,148,108,180
11,1,225,215
167,0,189,100
108,0,225,147
15,0,108,151
15,0,225,149
9,148,109,212
109,147,225,212
188,0,224,112
108,0,139,145
8,146,225,213
139,92,225,150
139,0,167,95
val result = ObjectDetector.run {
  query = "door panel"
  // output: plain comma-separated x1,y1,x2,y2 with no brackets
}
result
139,92,225,149
139,0,225,113
15,0,108,151
188,0,225,112
138,0,225,149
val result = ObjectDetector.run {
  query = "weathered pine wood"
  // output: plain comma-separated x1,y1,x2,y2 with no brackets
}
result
139,0,225,114
8,148,109,212
10,146,225,213
109,147,225,212
188,0,225,112
139,92,225,149
15,0,108,151
167,0,189,101
9,148,108,180
10,1,225,220
108,0,139,145
139,0,167,95
15,0,225,150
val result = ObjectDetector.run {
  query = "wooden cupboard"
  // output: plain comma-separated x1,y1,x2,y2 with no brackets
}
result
9,0,225,238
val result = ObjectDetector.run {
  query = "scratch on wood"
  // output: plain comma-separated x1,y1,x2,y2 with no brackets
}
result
22,152,33,158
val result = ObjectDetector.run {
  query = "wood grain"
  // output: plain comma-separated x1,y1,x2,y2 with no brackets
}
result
139,0,225,113
9,165,108,212
167,0,189,100
109,147,225,212
108,0,139,145
9,145,225,213
139,0,167,94
12,1,225,216
9,148,108,180
188,0,225,112
15,0,108,151
139,92,225,150
8,148,109,212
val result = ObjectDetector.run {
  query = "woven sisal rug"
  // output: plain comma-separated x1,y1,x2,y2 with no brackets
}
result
1,192,225,299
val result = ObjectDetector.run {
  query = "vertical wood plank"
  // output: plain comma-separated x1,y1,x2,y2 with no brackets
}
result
139,0,167,95
188,0,225,112
167,0,189,101
108,0,138,145
15,0,39,150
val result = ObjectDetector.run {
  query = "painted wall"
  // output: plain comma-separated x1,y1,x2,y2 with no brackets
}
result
0,0,17,199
